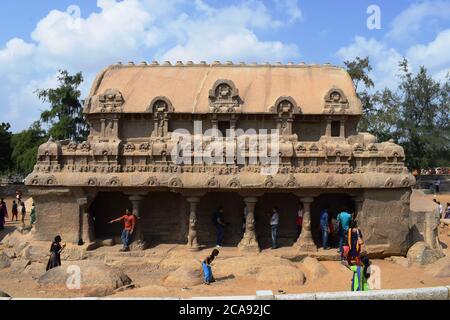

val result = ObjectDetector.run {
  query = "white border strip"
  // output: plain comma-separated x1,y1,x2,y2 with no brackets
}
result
1,286,449,300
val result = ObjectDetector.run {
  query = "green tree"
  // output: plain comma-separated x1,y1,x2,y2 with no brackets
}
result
0,122,12,172
36,69,88,142
10,121,47,174
345,57,450,169
392,59,450,169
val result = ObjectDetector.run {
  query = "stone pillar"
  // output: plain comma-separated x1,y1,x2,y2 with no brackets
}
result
238,197,260,252
186,197,201,251
295,197,317,252
77,197,95,244
325,118,332,137
339,119,345,138
129,195,147,250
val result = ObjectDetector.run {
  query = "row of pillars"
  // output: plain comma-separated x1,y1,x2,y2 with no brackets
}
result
81,193,363,252
185,194,363,252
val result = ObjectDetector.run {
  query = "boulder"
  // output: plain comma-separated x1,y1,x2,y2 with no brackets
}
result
407,241,444,265
3,248,16,259
21,245,49,263
301,257,328,280
2,231,31,254
257,265,305,286
38,260,132,297
10,259,31,273
425,256,450,278
0,252,11,269
101,239,115,247
60,247,87,261
385,256,411,268
163,259,203,287
24,262,47,279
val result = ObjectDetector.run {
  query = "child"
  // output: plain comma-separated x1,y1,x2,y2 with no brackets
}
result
343,255,371,291
202,249,219,285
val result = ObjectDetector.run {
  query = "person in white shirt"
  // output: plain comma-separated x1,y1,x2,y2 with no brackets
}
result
270,207,280,249
434,179,440,193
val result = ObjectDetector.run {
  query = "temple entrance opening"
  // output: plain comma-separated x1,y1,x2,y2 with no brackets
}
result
255,193,299,249
197,192,244,247
90,191,186,246
310,193,355,248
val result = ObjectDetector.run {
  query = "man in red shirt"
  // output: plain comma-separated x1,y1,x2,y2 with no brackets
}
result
109,209,136,252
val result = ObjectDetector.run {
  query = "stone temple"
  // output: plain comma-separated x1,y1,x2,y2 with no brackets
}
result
25,61,415,255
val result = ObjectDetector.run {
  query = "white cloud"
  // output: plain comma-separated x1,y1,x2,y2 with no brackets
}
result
387,0,450,42
406,29,450,70
337,36,403,90
0,0,300,132
337,29,450,91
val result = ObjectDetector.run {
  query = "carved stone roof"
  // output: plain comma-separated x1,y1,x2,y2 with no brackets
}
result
85,62,362,115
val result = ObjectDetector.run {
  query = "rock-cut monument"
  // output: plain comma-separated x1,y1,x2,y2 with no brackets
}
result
25,61,415,255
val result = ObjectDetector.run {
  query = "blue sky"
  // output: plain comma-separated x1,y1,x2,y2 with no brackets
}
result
0,0,449,132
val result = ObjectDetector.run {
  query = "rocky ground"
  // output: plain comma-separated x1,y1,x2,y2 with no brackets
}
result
0,193,449,298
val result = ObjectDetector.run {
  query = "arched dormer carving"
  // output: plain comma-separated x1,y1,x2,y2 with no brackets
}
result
323,87,349,114
269,96,300,136
208,79,242,113
148,96,174,137
87,88,124,114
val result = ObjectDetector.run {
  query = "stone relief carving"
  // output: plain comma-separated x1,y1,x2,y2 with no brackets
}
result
168,177,183,188
285,175,298,188
88,88,124,113
206,177,219,188
146,176,159,186
323,87,349,114
227,177,241,188
209,80,242,113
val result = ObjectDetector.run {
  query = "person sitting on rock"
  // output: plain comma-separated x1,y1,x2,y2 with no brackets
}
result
46,235,66,271
202,249,219,285
108,209,136,252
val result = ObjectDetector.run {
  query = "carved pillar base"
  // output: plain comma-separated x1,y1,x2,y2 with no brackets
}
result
129,195,147,251
238,197,260,252
186,197,201,251
295,197,317,252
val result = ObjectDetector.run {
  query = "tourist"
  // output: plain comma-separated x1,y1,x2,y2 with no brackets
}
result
337,209,352,253
11,200,18,221
445,203,450,219
434,179,440,194
108,209,136,252
320,207,330,249
30,203,36,226
437,201,444,219
46,235,66,271
202,249,219,285
270,207,280,249
296,204,303,239
343,255,371,291
0,203,5,230
213,207,227,248
0,198,8,226
347,220,364,265
331,214,339,247
20,201,26,224
15,190,22,203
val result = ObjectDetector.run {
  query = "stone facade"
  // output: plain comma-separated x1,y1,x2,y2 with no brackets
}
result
26,62,415,255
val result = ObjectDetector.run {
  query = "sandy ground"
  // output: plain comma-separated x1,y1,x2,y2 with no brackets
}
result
0,192,449,298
